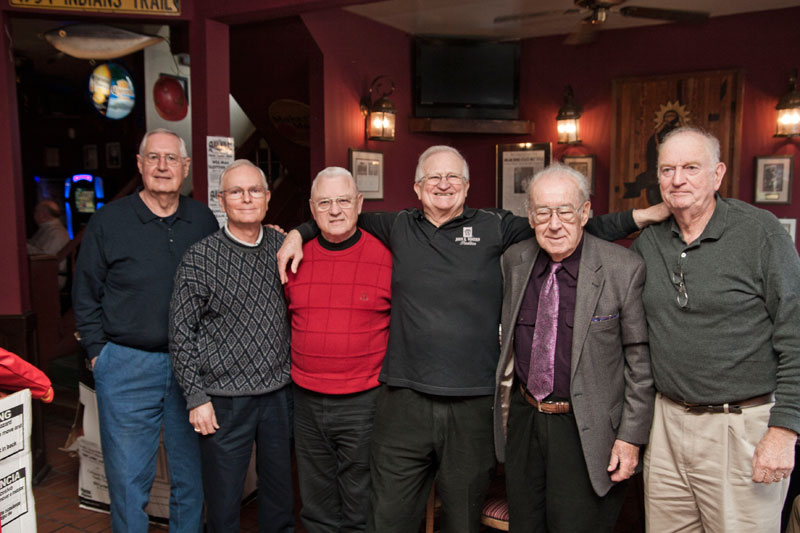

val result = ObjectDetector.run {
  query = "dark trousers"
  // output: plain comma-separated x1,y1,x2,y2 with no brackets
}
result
506,386,628,533
367,386,495,533
294,384,379,533
200,387,294,533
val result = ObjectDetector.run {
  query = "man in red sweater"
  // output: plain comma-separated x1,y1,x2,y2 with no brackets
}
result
284,167,392,532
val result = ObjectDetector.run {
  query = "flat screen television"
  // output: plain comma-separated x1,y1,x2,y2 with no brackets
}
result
414,37,520,120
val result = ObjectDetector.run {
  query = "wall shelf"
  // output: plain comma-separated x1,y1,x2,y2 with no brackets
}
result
408,117,533,135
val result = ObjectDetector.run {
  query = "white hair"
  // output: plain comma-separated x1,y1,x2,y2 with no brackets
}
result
528,163,591,205
659,126,721,166
220,159,268,190
310,167,359,198
138,128,188,158
414,145,470,183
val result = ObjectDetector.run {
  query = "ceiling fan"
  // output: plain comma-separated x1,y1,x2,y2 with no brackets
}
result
494,0,709,45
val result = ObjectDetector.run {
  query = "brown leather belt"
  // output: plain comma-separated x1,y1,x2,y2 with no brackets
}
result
519,384,571,414
664,392,775,414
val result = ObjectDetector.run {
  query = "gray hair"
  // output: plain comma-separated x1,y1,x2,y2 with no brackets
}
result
528,163,591,205
310,167,359,198
138,128,188,158
414,145,470,183
220,160,268,191
659,126,721,166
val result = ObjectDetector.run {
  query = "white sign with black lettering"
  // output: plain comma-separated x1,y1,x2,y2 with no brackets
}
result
207,136,235,227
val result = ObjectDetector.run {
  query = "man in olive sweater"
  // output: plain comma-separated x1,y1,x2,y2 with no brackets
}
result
170,160,293,532
632,127,800,532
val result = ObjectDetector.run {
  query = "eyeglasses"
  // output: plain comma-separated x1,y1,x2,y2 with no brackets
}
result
529,205,580,225
314,196,355,211
219,186,268,200
671,265,689,308
143,152,183,167
421,174,465,186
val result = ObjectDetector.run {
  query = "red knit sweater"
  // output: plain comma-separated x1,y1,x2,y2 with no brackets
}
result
285,231,392,394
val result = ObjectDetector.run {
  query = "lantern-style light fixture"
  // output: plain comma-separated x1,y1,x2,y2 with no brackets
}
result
360,75,396,141
556,85,583,144
775,69,800,138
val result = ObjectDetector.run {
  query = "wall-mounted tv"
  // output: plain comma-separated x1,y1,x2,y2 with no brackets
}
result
414,37,520,120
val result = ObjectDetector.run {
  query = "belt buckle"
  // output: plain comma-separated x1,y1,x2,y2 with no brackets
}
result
537,401,546,413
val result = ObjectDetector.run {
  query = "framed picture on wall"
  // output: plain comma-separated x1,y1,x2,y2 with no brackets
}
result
349,148,383,200
83,144,98,170
754,155,793,204
105,142,122,169
562,154,596,195
610,69,743,213
778,218,797,243
496,143,552,216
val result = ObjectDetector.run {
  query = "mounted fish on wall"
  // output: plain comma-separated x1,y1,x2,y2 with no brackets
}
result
43,24,164,60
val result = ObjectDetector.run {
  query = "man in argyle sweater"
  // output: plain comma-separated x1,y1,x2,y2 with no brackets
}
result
170,160,293,532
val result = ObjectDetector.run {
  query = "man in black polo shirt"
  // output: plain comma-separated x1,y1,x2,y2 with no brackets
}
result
278,145,667,533
73,129,218,532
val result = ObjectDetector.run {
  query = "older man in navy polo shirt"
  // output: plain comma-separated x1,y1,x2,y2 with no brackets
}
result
73,129,218,532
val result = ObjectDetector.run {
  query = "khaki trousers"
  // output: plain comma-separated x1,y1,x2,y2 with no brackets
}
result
644,393,789,533
786,495,800,533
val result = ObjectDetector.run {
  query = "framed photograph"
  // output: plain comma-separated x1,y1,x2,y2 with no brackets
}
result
83,144,98,170
349,148,383,200
754,155,793,204
562,154,596,195
779,218,797,243
105,142,122,169
496,143,552,216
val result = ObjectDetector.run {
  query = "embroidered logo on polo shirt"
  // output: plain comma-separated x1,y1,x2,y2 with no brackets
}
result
455,227,480,246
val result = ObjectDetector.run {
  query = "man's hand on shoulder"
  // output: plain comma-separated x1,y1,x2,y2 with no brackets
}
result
752,426,797,484
189,401,219,436
608,439,639,482
632,202,671,229
265,224,287,236
276,229,304,284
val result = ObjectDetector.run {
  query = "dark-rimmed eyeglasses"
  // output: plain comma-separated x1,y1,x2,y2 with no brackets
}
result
421,174,464,186
219,187,268,200
671,265,689,308
529,205,580,225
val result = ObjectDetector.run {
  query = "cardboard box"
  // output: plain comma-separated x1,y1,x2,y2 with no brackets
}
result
77,382,257,524
0,389,37,533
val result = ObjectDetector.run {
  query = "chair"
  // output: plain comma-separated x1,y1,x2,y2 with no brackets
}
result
423,467,509,532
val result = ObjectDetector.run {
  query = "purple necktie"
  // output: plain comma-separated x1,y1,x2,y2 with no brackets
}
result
527,262,562,402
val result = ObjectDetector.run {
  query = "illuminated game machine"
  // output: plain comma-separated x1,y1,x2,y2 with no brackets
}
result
64,174,104,239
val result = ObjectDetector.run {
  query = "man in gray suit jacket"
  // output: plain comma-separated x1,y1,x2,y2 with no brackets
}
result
493,164,654,532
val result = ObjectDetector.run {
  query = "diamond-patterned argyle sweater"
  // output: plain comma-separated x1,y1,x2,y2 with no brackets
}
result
169,227,291,410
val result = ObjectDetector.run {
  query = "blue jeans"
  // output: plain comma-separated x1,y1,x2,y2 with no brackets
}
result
294,384,378,533
93,342,203,533
200,387,294,533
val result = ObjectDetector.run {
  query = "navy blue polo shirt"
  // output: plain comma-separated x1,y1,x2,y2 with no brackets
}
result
73,189,218,359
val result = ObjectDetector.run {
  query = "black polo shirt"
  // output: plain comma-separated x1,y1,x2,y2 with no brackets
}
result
73,189,218,359
299,207,636,396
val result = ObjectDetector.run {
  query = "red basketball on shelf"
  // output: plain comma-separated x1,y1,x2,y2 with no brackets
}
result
153,75,188,121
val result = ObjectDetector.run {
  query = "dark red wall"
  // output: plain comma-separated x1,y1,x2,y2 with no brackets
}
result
301,6,800,244
508,6,800,223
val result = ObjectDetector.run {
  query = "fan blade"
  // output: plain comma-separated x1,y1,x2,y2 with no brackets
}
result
564,20,597,46
494,8,580,24
619,6,709,23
